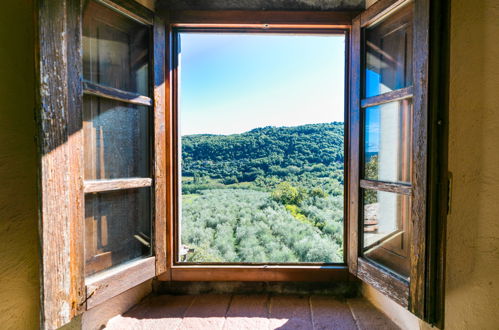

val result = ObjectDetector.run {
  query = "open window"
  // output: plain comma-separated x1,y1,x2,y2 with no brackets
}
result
348,0,437,320
37,0,443,328
175,31,346,265
80,0,167,309
37,0,166,328
153,11,361,283
164,24,351,281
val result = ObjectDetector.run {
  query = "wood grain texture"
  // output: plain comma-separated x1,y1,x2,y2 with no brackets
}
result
347,15,361,276
342,28,351,266
83,178,152,193
360,179,412,195
67,0,86,316
158,266,351,282
168,26,182,280
168,10,357,27
351,0,434,320
153,14,168,276
360,0,408,28
85,257,155,309
83,81,153,106
95,0,154,25
37,0,84,328
357,258,409,308
38,2,158,326
410,0,430,318
360,86,413,108
424,0,450,325
164,24,175,281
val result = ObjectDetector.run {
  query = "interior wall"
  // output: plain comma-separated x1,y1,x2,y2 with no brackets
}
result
445,0,499,328
0,0,39,329
363,0,499,329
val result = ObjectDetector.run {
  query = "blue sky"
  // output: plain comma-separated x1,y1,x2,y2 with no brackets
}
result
179,32,346,135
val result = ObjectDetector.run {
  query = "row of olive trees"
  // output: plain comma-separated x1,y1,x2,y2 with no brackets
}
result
181,189,343,263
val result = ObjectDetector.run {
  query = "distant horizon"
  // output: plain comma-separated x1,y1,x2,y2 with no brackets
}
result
179,33,346,135
181,120,344,137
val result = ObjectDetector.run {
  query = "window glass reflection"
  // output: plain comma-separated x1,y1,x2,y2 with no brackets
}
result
364,100,412,183
83,95,150,180
363,189,411,278
83,0,150,95
85,188,151,277
365,3,413,98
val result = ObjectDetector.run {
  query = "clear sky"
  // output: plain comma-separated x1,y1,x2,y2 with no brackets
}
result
179,32,346,135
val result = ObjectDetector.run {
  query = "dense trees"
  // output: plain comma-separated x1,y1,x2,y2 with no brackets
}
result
364,154,379,204
180,122,345,263
182,122,344,184
181,190,343,263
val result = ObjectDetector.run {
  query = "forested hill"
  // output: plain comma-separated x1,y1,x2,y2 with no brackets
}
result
182,122,344,183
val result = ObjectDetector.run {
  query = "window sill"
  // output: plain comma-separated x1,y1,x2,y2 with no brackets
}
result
157,264,353,282
85,257,155,309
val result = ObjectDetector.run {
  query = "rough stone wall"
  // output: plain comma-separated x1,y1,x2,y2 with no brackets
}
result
163,0,364,11
0,0,40,329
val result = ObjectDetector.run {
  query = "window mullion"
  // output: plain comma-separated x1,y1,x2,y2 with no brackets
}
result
83,177,153,193
83,80,153,106
359,179,412,195
152,14,168,276
360,85,413,108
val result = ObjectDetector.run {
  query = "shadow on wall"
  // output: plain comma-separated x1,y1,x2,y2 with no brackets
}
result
0,0,39,329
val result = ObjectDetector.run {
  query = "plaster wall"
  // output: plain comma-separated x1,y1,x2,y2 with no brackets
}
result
0,0,39,329
363,0,499,329
444,0,499,328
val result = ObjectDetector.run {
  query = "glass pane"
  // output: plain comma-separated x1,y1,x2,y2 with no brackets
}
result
83,95,150,180
177,32,346,263
85,188,151,276
364,99,411,183
362,189,410,278
83,0,149,95
364,2,413,98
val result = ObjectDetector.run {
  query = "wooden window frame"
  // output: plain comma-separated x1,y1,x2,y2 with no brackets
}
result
37,1,447,328
79,0,168,310
37,0,166,328
156,10,358,283
348,0,415,310
347,0,447,324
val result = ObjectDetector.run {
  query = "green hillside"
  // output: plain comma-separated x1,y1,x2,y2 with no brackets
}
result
182,122,344,193
180,122,345,263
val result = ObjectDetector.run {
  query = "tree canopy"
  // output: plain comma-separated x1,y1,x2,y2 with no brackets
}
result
179,122,345,263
